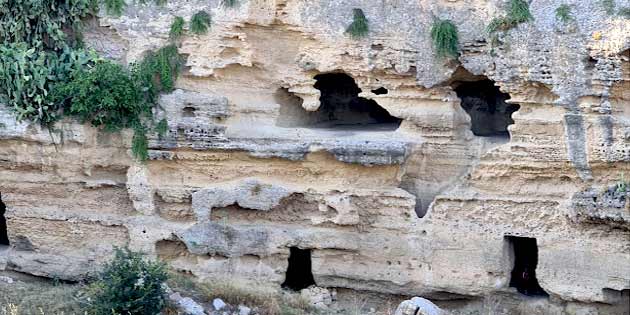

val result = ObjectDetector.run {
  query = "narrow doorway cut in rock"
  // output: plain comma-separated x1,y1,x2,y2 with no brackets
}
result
450,69,520,139
0,193,9,246
505,236,548,297
275,73,401,130
282,247,316,291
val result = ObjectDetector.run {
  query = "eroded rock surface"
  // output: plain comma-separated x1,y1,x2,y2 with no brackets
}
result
0,0,629,314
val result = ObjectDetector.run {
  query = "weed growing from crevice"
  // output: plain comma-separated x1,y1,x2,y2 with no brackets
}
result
555,4,573,23
487,0,534,34
103,0,126,16
170,16,185,40
190,11,211,35
345,9,369,39
222,0,239,8
600,0,616,15
431,19,459,59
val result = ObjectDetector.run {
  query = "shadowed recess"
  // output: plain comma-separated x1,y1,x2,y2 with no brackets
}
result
282,247,316,291
506,236,548,297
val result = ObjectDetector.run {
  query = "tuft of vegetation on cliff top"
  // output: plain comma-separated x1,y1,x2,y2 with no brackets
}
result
487,0,534,34
190,11,212,35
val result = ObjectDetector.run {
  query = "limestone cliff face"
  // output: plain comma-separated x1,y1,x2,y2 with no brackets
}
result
0,0,628,314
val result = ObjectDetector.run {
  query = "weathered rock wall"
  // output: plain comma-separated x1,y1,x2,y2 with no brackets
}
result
1,0,629,314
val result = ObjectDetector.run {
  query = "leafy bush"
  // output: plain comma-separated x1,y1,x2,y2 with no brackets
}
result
87,247,168,315
555,4,573,23
170,16,185,40
0,0,96,50
487,0,534,34
346,9,369,39
431,19,459,58
190,11,212,35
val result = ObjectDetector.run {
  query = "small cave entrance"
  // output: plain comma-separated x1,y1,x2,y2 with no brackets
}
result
275,73,401,131
506,236,548,297
0,193,9,246
281,247,316,291
451,70,520,139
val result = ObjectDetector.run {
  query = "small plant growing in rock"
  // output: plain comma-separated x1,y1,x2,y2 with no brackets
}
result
487,0,534,34
190,11,211,35
616,173,629,194
600,0,616,15
87,247,168,315
555,4,573,23
619,7,630,18
345,8,369,39
103,0,126,16
431,19,459,59
222,0,239,8
169,16,185,40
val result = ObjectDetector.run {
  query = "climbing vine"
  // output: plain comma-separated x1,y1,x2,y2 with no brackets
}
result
0,0,183,161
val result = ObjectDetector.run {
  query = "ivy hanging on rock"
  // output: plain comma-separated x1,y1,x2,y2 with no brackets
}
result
0,0,183,161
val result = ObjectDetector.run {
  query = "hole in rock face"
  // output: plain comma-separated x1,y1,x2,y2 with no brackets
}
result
451,71,520,138
506,236,548,296
0,193,9,246
182,106,196,118
275,73,401,130
282,247,315,291
371,87,388,95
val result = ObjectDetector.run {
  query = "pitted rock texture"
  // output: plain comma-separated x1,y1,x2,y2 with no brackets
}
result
1,0,629,314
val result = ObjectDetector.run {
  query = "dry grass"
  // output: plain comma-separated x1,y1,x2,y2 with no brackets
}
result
167,272,313,315
0,281,85,315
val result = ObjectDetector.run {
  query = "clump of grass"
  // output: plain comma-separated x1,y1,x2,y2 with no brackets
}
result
487,0,534,34
167,273,312,315
431,19,459,59
0,281,84,314
169,16,185,40
601,0,616,15
555,4,573,23
222,0,239,8
103,0,126,16
190,11,211,35
345,8,369,39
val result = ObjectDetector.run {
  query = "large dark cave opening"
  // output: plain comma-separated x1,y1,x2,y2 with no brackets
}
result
506,236,548,297
275,73,401,130
0,193,9,246
451,75,520,138
282,247,316,291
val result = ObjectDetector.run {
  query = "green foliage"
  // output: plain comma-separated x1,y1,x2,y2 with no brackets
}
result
0,0,96,50
487,0,534,34
135,44,183,98
0,43,98,124
600,0,616,15
555,4,573,23
190,11,212,35
345,8,369,39
616,173,629,194
103,0,126,16
155,118,169,138
431,19,459,58
222,0,239,7
87,247,168,315
170,16,186,40
619,7,630,18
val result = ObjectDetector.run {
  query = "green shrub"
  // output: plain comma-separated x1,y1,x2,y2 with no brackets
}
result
134,44,183,98
431,19,459,58
555,4,573,23
190,11,211,35
0,43,98,124
0,0,95,50
487,0,533,34
601,0,615,15
345,8,369,39
87,247,168,315
103,0,126,16
222,0,239,7
170,16,185,40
